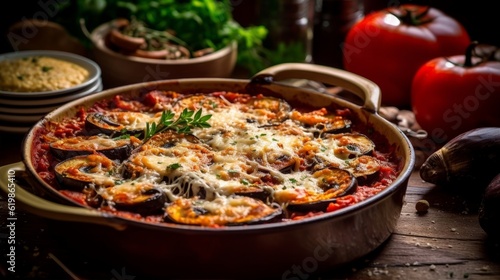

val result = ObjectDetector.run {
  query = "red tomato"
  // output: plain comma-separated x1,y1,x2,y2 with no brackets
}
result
343,5,470,107
411,43,500,142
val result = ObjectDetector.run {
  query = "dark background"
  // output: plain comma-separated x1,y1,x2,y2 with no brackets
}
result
1,0,499,64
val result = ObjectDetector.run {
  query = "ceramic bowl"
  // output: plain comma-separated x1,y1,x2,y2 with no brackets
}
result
0,50,102,133
89,19,238,88
0,50,101,97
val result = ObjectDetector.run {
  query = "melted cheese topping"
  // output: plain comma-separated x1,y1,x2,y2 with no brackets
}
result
121,94,375,206
52,136,128,151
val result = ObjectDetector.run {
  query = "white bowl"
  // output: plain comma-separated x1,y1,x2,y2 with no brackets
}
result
0,50,101,97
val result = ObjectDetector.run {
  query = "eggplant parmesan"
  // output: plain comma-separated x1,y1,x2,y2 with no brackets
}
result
31,90,400,227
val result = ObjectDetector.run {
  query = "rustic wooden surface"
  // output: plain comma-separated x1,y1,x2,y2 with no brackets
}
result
1,129,500,280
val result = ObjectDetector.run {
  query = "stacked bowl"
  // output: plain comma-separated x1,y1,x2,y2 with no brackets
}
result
0,50,102,133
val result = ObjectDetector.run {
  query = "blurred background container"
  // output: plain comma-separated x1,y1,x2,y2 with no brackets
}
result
256,0,315,63
312,0,363,68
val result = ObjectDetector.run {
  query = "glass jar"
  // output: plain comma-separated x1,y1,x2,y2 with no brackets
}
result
257,0,315,63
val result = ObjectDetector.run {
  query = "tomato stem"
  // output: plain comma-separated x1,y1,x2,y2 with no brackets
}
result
389,6,432,26
464,41,478,67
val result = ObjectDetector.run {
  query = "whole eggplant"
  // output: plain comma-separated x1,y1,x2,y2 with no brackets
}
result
420,127,500,188
479,173,500,238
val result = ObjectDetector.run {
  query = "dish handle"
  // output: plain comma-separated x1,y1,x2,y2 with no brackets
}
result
0,162,127,231
252,63,381,113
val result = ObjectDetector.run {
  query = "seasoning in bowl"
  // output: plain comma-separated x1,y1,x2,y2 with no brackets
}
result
0,56,90,92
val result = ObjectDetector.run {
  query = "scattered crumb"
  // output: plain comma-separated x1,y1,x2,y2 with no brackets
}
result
429,264,436,271
450,228,457,232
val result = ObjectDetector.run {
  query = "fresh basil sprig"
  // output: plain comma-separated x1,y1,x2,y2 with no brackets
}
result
144,108,211,141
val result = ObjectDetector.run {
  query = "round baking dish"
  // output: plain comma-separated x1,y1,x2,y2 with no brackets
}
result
0,63,414,279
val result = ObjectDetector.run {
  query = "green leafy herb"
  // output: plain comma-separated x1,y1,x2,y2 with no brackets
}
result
240,178,250,185
167,163,182,170
112,133,131,140
144,108,211,141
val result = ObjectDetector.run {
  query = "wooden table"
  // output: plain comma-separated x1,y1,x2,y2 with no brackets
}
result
1,130,499,280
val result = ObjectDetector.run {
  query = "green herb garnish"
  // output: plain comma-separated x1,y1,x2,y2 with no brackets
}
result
167,163,182,170
240,179,250,185
144,108,211,141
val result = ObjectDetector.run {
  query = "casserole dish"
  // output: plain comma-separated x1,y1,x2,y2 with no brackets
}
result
0,63,414,279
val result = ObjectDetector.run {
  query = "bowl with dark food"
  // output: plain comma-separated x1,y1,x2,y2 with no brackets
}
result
0,63,414,279
89,18,237,88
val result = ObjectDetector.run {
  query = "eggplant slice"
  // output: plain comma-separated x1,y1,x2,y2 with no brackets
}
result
287,167,357,212
97,180,167,216
54,154,119,190
329,133,376,159
165,195,282,226
85,111,153,136
50,135,133,161
244,96,291,123
290,109,351,134
123,136,214,180
345,155,381,179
